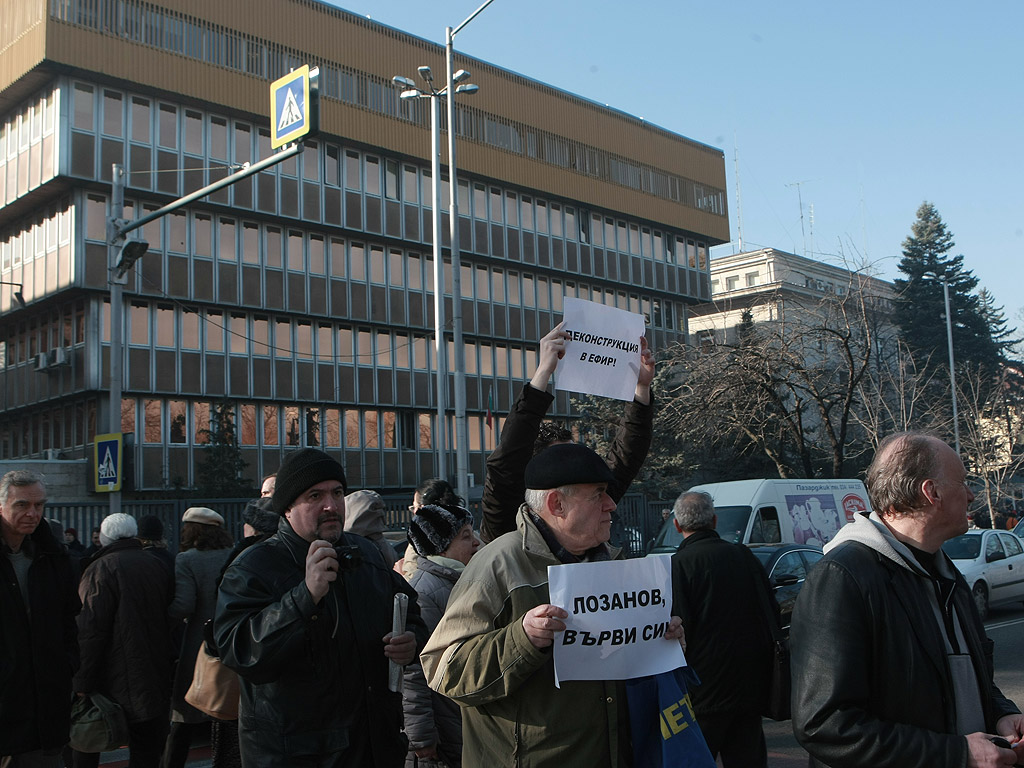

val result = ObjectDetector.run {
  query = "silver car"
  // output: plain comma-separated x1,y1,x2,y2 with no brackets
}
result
942,529,1024,620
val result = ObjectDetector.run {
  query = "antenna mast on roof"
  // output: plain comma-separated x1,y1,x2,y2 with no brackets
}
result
786,179,811,257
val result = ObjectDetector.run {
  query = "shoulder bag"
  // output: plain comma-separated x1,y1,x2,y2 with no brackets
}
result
184,619,240,720
69,692,129,753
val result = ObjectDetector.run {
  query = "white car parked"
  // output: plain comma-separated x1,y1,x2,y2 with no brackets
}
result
942,529,1024,620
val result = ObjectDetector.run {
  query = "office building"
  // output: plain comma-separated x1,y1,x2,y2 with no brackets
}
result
0,0,728,493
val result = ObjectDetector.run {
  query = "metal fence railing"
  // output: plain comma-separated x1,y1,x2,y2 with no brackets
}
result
45,493,673,559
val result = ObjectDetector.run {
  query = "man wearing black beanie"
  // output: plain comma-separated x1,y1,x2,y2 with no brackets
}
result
215,448,428,768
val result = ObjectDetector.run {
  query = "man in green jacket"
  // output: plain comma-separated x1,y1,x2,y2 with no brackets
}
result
421,443,683,768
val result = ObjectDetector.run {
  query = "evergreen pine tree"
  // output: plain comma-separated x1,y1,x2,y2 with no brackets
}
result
195,400,252,497
893,202,1006,379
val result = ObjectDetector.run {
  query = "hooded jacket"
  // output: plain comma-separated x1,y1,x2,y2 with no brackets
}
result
215,516,428,768
344,489,398,569
791,512,1019,768
0,520,80,755
421,506,630,768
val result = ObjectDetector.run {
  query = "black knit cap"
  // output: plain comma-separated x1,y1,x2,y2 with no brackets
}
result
137,514,165,540
407,503,474,557
272,448,348,515
524,443,615,490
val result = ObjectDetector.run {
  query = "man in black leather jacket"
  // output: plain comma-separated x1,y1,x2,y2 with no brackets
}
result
791,432,1024,768
215,448,427,768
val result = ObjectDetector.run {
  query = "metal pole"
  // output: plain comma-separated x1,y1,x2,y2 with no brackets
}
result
943,277,960,454
445,0,495,502
446,25,470,503
430,95,448,481
118,142,304,237
108,164,125,516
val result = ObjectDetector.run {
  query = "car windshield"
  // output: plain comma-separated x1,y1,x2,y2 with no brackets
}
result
650,517,684,553
942,535,981,560
715,506,753,544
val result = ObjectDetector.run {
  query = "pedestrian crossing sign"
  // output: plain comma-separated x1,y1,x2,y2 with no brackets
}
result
270,65,319,149
94,433,123,493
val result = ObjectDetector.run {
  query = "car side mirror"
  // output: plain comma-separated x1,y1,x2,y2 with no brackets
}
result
986,550,1006,563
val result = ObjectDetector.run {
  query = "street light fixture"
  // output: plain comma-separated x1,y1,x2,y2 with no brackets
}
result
0,280,25,309
393,63,480,485
394,0,495,499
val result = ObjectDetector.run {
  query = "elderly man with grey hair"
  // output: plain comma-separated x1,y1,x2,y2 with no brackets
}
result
791,432,1024,767
1,470,80,767
669,490,779,767
73,513,174,768
422,442,684,768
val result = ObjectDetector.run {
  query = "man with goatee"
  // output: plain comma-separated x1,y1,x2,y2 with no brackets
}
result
216,448,427,768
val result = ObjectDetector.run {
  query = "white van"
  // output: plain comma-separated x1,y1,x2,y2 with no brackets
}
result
648,478,871,554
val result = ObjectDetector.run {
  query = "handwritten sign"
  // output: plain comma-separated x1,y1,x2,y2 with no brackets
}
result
548,555,685,685
555,297,646,401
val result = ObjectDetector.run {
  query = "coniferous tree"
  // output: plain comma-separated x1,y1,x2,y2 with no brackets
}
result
893,202,1006,380
195,400,252,497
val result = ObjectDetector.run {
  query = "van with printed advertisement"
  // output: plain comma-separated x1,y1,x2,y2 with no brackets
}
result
647,478,871,554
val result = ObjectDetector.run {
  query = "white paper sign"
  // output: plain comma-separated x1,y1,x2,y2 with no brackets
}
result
548,555,685,685
555,297,646,401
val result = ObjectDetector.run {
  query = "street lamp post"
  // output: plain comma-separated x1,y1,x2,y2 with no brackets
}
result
942,276,961,454
394,51,482,488
446,0,495,502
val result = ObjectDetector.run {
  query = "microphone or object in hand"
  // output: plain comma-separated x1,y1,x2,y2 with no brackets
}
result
388,592,409,692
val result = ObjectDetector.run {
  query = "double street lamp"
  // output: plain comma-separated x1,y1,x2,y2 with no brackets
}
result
391,67,478,489
393,0,493,500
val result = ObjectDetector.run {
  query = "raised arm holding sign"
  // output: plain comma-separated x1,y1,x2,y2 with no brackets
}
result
479,316,655,544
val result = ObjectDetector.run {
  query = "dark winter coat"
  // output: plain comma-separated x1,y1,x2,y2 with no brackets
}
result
670,530,777,715
215,517,429,768
480,382,653,542
0,520,80,755
168,546,233,722
74,538,175,723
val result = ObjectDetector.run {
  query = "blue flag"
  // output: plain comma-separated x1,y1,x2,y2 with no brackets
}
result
625,668,716,768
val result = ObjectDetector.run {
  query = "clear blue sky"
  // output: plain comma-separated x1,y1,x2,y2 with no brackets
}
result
334,0,1024,324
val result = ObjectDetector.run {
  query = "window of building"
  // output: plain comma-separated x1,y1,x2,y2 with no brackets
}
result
263,405,278,445
725,276,739,291
745,271,758,287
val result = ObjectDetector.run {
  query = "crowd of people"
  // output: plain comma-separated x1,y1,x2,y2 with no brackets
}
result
4,324,1024,768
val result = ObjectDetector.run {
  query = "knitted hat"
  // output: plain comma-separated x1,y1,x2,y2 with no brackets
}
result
100,513,138,546
182,506,224,526
524,443,615,490
243,497,279,535
407,504,473,557
272,448,348,515
136,514,164,540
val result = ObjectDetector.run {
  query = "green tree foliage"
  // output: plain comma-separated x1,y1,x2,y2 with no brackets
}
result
894,202,1009,380
195,400,253,497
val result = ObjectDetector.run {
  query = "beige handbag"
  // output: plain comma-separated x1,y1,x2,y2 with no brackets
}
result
184,623,240,720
